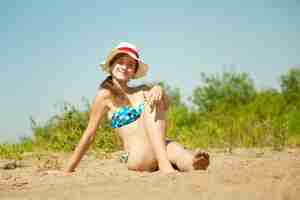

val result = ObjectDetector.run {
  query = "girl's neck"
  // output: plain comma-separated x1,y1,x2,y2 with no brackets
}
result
112,78,130,94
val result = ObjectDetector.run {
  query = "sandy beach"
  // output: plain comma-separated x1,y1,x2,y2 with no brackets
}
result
1,148,300,200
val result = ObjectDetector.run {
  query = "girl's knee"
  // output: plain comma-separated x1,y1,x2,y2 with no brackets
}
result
127,162,144,171
126,151,157,171
127,159,157,172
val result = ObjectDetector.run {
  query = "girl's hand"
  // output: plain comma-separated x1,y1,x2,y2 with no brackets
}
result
145,85,164,112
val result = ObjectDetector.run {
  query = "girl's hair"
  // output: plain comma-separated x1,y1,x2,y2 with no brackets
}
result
99,75,119,96
99,53,139,95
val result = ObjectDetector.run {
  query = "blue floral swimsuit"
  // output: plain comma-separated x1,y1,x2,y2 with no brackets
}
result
111,103,145,129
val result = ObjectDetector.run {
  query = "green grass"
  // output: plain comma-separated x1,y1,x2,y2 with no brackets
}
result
1,69,300,159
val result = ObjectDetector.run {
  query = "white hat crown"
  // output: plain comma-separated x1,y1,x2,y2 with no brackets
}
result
116,42,139,52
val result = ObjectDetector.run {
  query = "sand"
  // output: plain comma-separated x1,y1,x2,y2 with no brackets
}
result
1,148,300,200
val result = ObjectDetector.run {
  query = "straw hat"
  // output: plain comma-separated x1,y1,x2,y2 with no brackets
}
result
100,42,149,79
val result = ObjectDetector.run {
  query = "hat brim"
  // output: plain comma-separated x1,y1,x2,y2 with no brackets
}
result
100,49,148,79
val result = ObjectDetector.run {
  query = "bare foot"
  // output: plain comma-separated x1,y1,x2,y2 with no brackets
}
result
192,149,210,170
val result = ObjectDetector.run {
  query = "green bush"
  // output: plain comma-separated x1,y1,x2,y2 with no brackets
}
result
1,69,300,159
280,66,300,105
26,101,120,155
191,71,256,112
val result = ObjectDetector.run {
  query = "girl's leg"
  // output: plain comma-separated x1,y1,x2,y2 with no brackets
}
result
166,142,210,171
143,102,175,173
126,148,159,172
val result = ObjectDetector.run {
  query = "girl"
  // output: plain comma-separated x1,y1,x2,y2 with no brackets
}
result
64,42,209,174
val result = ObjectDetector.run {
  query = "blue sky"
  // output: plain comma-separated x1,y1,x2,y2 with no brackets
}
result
1,0,299,142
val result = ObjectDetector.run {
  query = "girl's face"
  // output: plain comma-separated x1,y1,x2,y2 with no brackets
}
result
111,54,138,81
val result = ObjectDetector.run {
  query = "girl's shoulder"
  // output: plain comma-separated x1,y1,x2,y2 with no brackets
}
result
96,88,113,99
94,88,115,107
95,88,120,113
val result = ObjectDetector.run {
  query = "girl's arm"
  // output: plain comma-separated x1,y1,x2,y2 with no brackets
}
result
64,89,110,173
142,84,169,112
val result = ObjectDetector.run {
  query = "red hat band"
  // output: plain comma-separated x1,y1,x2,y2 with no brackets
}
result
118,47,139,59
